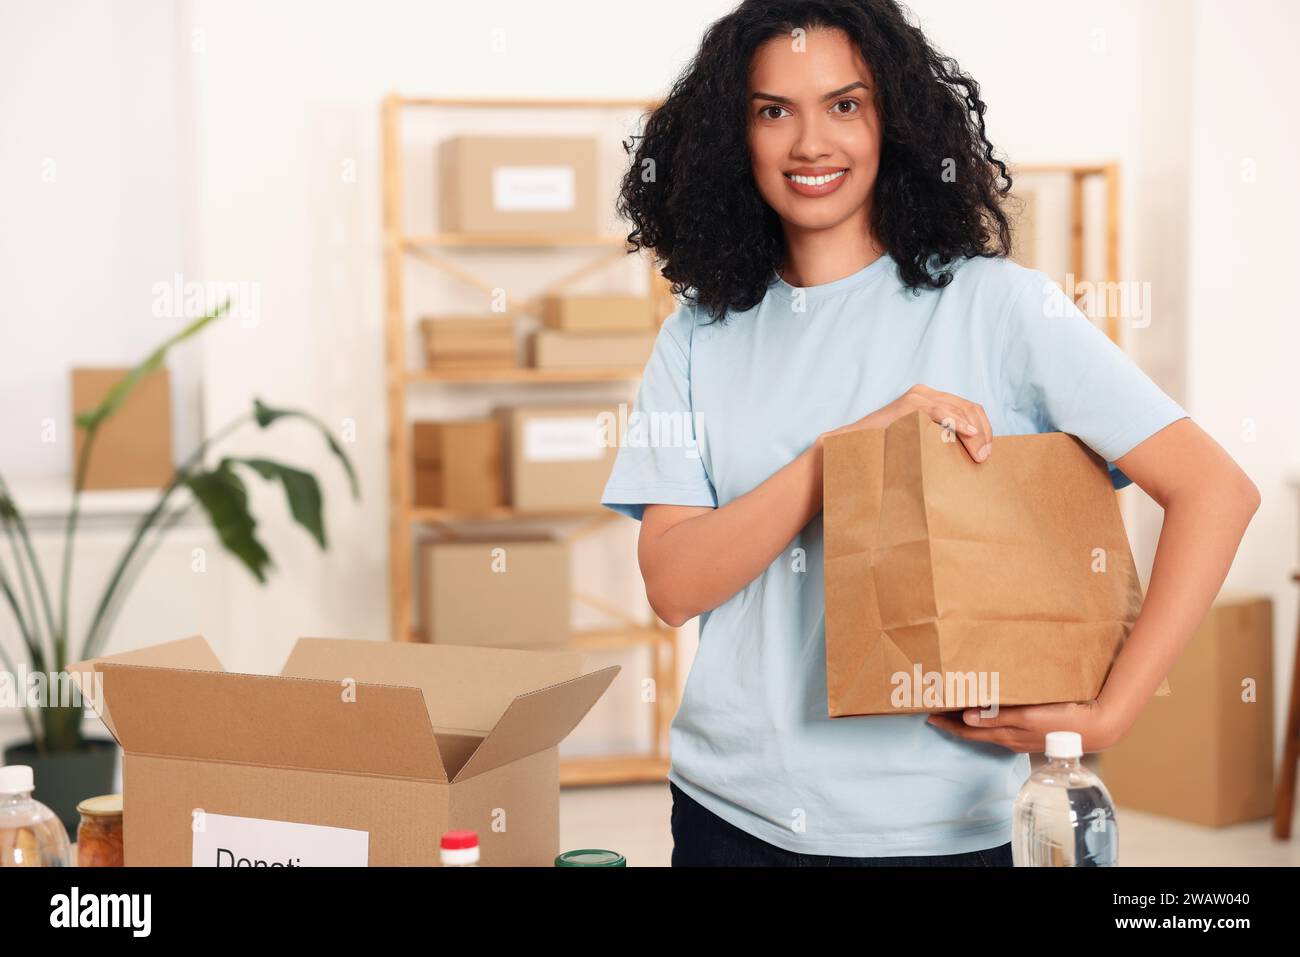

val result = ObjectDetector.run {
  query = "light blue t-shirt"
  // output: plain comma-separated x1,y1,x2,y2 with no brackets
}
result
600,252,1188,857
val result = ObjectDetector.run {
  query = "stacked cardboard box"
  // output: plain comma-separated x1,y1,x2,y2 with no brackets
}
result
411,419,503,511
420,315,516,372
1098,593,1274,827
531,295,656,370
420,533,569,646
69,636,618,866
495,403,620,513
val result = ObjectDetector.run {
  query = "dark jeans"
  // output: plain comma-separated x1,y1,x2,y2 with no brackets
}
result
670,781,1013,867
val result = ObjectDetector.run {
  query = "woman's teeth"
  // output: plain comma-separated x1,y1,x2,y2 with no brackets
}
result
785,170,846,186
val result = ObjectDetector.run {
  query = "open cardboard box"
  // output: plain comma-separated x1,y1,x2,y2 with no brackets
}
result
69,636,618,866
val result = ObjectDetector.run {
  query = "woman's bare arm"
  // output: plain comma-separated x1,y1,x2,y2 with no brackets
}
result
1094,417,1260,737
928,415,1261,751
639,445,825,627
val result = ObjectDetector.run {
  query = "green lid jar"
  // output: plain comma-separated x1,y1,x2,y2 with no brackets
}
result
555,848,626,867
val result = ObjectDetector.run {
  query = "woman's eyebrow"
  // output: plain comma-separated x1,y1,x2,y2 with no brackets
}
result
749,81,869,105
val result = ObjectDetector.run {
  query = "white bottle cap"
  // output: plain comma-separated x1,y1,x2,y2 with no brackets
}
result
0,765,34,794
1045,731,1083,759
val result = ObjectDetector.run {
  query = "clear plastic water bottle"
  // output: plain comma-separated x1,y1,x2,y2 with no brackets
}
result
0,765,73,867
1012,731,1117,866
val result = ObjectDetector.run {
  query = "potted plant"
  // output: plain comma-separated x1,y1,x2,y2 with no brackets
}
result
0,302,359,833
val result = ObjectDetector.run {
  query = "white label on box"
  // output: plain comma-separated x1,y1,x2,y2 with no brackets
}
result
523,416,604,462
492,165,576,212
192,812,369,867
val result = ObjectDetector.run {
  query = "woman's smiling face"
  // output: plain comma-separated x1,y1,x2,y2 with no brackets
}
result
746,26,881,233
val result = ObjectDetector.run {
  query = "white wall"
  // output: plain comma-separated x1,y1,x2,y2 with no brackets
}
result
1184,0,1300,712
0,0,203,474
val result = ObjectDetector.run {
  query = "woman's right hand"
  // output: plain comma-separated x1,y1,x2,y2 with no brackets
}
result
819,384,994,463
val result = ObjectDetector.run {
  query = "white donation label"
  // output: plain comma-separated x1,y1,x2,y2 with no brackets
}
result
492,165,576,212
192,812,369,867
523,416,605,462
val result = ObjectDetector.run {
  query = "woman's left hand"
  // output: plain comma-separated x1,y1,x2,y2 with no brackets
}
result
925,699,1123,753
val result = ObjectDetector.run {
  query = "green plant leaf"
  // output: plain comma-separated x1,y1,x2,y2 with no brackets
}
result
252,399,359,499
75,300,230,430
182,462,271,583
229,457,326,548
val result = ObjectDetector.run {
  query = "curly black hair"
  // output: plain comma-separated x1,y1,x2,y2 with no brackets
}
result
617,0,1013,321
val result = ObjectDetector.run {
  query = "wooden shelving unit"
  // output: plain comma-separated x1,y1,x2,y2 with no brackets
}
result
1007,162,1122,344
404,233,629,248
382,93,677,787
404,367,645,385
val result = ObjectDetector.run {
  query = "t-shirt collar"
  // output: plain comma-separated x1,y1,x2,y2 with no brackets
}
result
768,252,894,305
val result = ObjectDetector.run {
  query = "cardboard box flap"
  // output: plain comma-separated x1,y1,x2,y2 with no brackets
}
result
99,663,448,781
454,665,620,781
280,638,586,735
66,635,224,743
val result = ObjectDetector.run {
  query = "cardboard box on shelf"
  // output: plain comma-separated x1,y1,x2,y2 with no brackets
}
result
438,136,599,236
71,367,173,490
421,315,515,344
423,335,517,358
411,419,503,511
419,316,517,369
823,409,1142,717
420,534,569,646
530,329,656,370
495,403,619,513
1098,594,1274,827
413,472,438,506
539,294,654,333
68,636,618,866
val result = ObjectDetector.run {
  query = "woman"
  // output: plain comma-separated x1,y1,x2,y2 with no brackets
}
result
601,0,1259,866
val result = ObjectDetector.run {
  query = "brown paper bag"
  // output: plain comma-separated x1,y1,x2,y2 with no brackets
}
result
823,409,1142,717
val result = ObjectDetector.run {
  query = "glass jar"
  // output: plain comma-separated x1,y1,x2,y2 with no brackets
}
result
76,794,123,867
